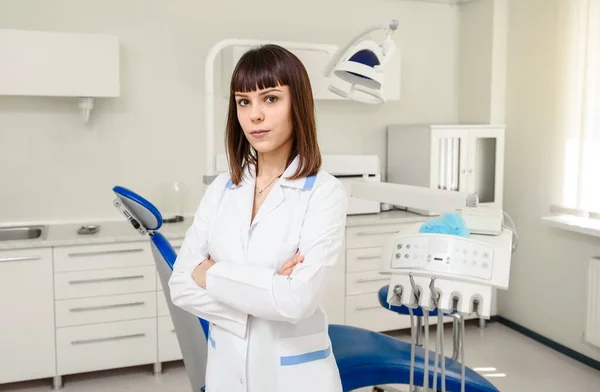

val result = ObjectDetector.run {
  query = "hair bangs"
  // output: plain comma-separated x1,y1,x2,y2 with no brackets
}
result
230,46,291,93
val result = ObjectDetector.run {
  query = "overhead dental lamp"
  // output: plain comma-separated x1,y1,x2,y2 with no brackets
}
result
202,19,400,185
323,19,399,104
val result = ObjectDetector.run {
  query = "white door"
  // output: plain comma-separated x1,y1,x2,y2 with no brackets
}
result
0,248,56,384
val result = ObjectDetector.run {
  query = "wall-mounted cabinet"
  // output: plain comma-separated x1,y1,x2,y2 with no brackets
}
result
0,29,119,97
386,124,505,213
219,44,401,101
0,29,120,122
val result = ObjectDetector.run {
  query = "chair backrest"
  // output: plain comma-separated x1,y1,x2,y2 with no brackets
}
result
112,186,208,392
151,232,208,392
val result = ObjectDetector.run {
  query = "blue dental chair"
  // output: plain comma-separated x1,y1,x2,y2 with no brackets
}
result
112,185,499,392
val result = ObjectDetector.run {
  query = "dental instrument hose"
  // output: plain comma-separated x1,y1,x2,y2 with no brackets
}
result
461,314,466,392
438,302,446,392
408,307,415,392
432,301,439,392
423,310,429,392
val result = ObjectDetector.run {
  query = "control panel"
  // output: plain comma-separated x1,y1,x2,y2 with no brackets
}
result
387,234,495,281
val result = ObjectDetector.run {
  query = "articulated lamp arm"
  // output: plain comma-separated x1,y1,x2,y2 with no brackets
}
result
350,181,476,213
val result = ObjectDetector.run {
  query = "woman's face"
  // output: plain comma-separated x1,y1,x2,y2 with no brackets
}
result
235,85,293,155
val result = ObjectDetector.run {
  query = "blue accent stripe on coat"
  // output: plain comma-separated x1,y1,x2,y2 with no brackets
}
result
303,175,316,190
280,346,331,366
208,331,216,348
226,178,234,189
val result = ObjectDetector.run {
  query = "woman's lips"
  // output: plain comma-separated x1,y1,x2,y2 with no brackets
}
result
251,130,270,138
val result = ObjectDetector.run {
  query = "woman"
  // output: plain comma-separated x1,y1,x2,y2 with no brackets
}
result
169,44,348,392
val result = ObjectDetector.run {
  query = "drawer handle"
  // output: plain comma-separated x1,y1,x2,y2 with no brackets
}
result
356,277,389,283
356,256,380,260
71,333,146,345
67,248,145,258
356,305,382,311
356,230,398,236
69,275,145,285
0,255,41,263
70,301,146,313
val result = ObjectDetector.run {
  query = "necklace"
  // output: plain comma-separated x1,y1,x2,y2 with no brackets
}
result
256,174,282,195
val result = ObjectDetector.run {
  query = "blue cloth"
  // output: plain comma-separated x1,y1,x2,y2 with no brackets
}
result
419,212,470,237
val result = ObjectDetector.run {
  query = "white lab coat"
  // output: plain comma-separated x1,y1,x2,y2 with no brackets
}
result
168,155,348,392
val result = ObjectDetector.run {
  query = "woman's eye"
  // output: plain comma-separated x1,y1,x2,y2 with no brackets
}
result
266,96,278,103
237,99,249,106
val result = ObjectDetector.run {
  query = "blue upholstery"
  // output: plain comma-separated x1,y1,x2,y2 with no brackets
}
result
113,186,162,230
330,324,499,392
377,285,440,317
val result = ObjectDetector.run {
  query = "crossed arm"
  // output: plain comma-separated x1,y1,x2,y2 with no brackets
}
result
168,175,348,337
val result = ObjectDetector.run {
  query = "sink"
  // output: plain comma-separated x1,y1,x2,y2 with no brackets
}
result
0,225,47,242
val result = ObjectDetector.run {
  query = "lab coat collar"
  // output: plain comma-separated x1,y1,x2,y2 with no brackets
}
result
225,155,316,231
279,155,309,189
226,155,315,190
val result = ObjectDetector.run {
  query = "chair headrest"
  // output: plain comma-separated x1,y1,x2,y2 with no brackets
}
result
112,186,163,231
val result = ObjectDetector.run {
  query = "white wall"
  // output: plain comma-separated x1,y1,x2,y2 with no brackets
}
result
0,0,459,223
500,0,600,362
458,0,493,123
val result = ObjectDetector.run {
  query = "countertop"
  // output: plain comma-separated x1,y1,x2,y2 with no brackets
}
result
0,210,429,251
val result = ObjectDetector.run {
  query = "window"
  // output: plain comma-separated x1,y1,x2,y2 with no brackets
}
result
552,0,600,219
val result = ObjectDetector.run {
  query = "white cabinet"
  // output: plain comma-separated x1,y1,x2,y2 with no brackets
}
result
0,248,55,384
0,29,119,98
52,242,157,379
387,124,505,212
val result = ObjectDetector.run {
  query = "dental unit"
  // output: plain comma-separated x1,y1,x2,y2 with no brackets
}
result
351,181,518,392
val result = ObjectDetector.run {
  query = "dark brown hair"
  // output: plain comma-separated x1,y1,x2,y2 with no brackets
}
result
225,44,321,185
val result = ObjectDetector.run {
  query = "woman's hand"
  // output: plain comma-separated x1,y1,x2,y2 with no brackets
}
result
192,257,216,289
278,251,304,276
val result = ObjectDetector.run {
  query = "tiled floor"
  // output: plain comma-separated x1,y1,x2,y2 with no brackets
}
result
2,322,599,392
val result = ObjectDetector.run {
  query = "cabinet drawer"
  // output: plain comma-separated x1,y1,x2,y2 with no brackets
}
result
345,294,409,332
56,318,157,375
55,292,157,327
158,316,182,362
157,291,170,317
54,242,152,272
346,247,383,272
54,266,156,299
346,224,411,249
346,270,390,296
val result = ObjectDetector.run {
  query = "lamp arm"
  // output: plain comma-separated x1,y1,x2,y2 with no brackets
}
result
323,19,399,77
203,38,337,184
